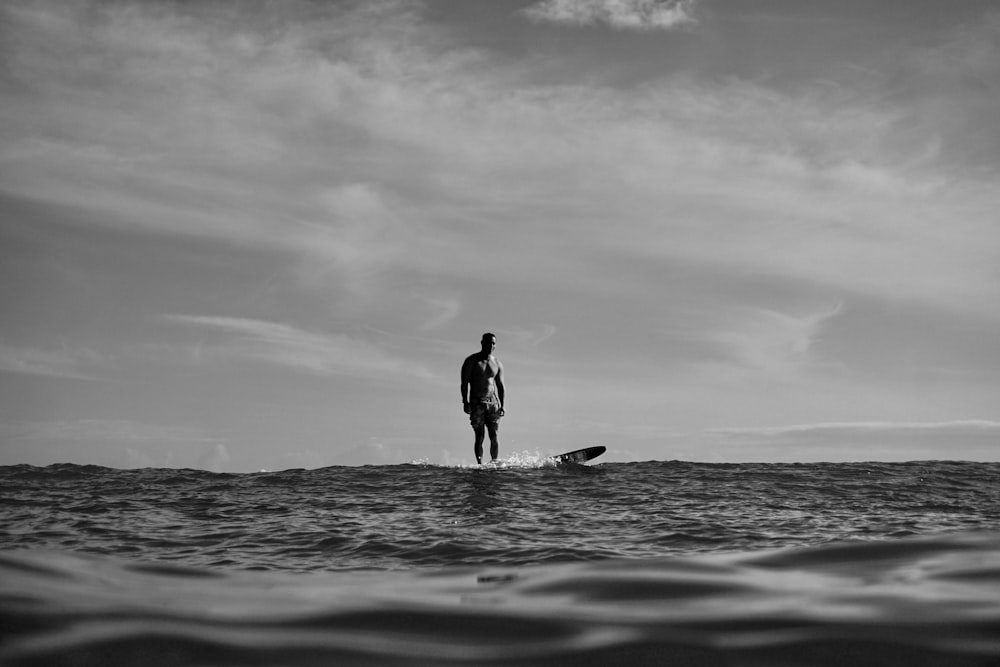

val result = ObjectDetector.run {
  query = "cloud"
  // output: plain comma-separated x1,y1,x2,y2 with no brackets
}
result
0,2,417,262
414,294,462,331
164,315,431,379
0,342,104,380
3,0,999,399
521,0,698,31
196,443,232,473
3,0,996,323
704,421,1000,461
711,420,1000,439
499,324,558,348
0,419,229,469
889,11,1000,169
293,183,406,284
567,420,1000,463
1,419,223,444
706,302,844,375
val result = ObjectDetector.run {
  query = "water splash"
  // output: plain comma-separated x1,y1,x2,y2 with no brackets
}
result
446,450,565,470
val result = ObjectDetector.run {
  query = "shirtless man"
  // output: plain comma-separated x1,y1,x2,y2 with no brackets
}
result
461,333,505,464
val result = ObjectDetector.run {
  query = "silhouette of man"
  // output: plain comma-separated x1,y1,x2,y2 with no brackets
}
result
461,333,505,464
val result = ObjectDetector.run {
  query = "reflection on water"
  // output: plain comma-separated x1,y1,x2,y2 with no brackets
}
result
464,469,506,522
3,533,1000,666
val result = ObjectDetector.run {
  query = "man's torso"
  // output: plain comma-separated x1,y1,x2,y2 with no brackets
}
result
464,353,500,401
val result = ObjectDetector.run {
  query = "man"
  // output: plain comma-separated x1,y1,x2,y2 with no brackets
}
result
461,333,505,464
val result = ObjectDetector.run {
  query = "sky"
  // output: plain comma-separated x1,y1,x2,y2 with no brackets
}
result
1,0,999,471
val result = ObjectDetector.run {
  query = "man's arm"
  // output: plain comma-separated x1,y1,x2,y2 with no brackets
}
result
460,358,470,410
495,362,505,411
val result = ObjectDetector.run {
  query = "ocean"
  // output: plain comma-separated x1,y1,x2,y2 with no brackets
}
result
2,457,999,666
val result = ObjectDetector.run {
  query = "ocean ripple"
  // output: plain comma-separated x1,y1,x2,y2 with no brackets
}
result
3,533,1000,666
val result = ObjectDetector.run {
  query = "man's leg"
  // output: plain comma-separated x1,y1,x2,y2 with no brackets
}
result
486,423,499,462
473,425,486,464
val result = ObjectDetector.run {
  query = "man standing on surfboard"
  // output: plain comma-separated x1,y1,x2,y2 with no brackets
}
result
461,333,505,464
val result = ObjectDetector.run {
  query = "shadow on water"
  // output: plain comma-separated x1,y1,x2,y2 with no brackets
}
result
462,469,508,523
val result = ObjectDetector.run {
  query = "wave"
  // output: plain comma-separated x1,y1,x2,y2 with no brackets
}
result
3,532,1000,666
4,460,1000,573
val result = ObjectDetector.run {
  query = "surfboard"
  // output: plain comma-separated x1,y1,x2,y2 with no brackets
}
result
554,445,606,464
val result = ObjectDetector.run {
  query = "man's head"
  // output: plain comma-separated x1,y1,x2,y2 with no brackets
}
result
481,333,497,354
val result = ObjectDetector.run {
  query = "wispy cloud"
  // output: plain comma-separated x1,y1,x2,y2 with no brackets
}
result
521,0,698,31
2,1,999,468
499,325,558,348
0,419,230,469
696,420,1000,462
710,420,1000,438
707,302,844,375
164,315,431,379
1,419,223,444
0,342,103,380
2,0,996,320
891,11,1000,169
414,294,462,332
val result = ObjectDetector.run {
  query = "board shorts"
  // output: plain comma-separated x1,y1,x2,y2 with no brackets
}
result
469,394,503,429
